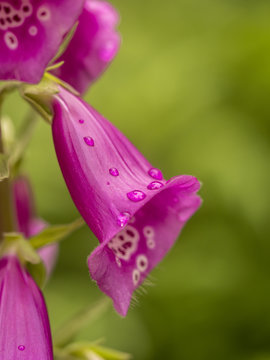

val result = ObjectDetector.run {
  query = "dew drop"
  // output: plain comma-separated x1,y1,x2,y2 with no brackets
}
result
79,119,84,124
148,168,163,180
147,181,164,190
109,167,119,177
83,136,94,146
18,345,25,351
117,212,131,227
127,190,146,202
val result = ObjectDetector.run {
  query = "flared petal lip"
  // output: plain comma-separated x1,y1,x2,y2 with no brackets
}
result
88,175,201,316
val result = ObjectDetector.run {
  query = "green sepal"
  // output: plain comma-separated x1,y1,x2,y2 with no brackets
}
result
29,217,85,249
46,61,65,72
0,233,47,287
0,153,9,181
20,78,59,123
44,72,80,97
49,22,78,65
26,259,47,288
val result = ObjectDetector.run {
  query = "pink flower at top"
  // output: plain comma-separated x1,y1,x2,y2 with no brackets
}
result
52,0,120,94
0,255,53,359
52,87,201,316
0,0,85,83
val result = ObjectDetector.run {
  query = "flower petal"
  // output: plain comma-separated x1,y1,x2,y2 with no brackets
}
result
0,0,85,83
0,256,53,359
52,0,120,94
52,87,201,315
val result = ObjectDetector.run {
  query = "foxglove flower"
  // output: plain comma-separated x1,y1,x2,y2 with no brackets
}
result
13,176,58,278
0,255,53,359
52,0,120,94
0,0,85,83
52,87,201,316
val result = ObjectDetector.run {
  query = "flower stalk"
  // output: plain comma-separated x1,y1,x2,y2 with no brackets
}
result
0,107,15,240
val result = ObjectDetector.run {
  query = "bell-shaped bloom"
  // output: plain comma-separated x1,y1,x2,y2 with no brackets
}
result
0,255,53,359
52,87,201,316
13,176,58,279
0,0,85,83
52,0,120,94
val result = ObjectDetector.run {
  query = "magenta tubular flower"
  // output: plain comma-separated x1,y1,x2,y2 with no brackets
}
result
52,0,120,94
13,176,58,278
0,0,85,83
52,87,201,316
0,255,53,359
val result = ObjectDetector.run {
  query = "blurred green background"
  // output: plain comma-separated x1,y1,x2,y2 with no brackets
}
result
4,0,270,359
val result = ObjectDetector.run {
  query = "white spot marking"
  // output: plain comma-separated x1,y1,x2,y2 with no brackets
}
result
143,226,154,238
37,6,51,21
4,31,18,50
136,255,148,272
0,1,32,30
147,238,156,250
28,25,37,36
132,269,140,286
108,225,139,261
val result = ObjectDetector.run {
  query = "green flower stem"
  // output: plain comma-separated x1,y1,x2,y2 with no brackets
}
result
0,115,16,241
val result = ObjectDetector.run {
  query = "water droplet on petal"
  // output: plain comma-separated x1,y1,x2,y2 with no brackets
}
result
109,167,119,176
127,190,146,202
148,168,163,180
18,345,25,351
117,212,131,227
79,119,84,124
83,136,94,146
147,181,164,190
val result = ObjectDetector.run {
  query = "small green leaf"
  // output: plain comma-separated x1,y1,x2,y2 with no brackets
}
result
30,218,85,249
64,343,131,360
0,153,9,181
87,345,131,360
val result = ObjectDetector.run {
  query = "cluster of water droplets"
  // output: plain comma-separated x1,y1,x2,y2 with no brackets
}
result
1,1,51,50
